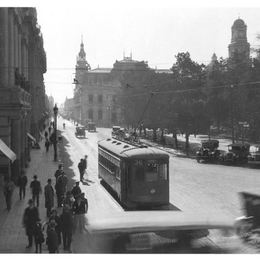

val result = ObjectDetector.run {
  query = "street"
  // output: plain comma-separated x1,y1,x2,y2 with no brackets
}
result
61,118,260,220
59,118,260,253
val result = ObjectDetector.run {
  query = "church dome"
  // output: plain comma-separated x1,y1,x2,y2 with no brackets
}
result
232,18,246,28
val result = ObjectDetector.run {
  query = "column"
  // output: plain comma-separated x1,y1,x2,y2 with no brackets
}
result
18,28,22,73
14,23,18,69
0,9,9,87
8,10,15,86
25,111,31,163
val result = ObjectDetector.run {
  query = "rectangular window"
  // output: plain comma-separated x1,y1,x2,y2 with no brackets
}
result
98,150,121,179
112,95,117,103
89,94,93,103
88,109,93,120
98,94,103,103
98,110,103,120
132,159,168,182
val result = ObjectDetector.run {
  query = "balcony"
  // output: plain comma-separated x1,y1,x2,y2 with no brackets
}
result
0,86,31,108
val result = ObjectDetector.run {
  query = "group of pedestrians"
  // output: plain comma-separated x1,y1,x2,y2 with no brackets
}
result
20,162,88,253
44,121,56,152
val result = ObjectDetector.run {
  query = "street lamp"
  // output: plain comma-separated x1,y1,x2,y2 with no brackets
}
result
53,103,58,161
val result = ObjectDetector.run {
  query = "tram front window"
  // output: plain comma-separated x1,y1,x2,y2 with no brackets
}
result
133,160,167,182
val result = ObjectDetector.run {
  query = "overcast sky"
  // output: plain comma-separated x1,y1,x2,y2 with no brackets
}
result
3,0,260,104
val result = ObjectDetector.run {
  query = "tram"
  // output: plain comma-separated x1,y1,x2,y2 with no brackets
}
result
98,138,169,209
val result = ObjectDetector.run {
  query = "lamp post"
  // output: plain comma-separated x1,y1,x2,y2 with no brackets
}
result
53,104,58,161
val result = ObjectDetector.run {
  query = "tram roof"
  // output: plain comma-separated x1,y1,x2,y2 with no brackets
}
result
98,138,169,159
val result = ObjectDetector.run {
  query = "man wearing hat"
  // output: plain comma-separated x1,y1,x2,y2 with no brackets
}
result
44,179,55,217
23,199,39,248
71,181,82,200
30,175,42,207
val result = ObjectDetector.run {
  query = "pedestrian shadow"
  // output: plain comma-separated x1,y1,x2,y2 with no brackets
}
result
81,179,95,186
57,130,76,190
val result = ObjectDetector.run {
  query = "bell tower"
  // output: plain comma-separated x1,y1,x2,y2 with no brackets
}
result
228,18,250,61
76,36,91,71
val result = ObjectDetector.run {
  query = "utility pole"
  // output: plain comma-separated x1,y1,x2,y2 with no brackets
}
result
230,85,235,144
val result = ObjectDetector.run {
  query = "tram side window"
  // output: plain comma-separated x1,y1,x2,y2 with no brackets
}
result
99,154,116,175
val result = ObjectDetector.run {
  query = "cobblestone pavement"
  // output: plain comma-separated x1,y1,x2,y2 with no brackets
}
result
0,138,65,253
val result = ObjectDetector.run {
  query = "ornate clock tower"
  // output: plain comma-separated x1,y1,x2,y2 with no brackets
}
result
228,18,250,61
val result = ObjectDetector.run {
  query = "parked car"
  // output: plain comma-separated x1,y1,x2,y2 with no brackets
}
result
196,140,220,163
75,126,86,137
248,146,260,166
87,122,96,132
221,143,250,163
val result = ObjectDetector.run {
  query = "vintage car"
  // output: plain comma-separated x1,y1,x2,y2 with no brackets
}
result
234,192,260,245
87,122,96,132
112,126,120,137
221,143,250,163
75,126,86,137
248,146,260,166
196,140,220,163
73,211,240,253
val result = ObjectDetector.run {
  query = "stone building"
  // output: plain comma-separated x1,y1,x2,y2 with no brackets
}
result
0,8,47,181
73,40,154,127
228,18,250,61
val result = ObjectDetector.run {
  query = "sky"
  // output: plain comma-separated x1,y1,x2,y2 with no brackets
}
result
3,0,260,105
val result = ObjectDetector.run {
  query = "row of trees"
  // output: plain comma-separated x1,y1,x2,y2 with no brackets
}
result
118,51,260,148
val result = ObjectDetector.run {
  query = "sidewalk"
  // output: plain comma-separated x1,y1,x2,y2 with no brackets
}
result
0,139,63,253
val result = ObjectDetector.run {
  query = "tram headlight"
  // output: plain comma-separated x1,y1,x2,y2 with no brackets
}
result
150,188,156,194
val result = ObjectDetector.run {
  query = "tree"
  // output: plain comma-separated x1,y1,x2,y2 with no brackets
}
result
171,52,207,149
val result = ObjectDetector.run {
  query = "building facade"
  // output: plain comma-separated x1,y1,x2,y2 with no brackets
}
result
73,41,155,127
0,8,47,182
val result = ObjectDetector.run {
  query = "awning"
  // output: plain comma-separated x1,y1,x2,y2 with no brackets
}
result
0,139,16,162
27,133,36,142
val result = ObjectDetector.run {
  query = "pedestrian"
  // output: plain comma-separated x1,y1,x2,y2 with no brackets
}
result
54,164,64,181
45,139,50,152
60,205,73,252
71,181,82,200
3,177,15,211
46,221,59,253
63,191,75,211
23,199,40,248
49,209,62,246
78,159,84,182
72,193,88,233
82,155,88,178
34,220,44,253
44,130,48,140
17,170,28,200
44,179,55,217
30,175,42,207
56,171,68,207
